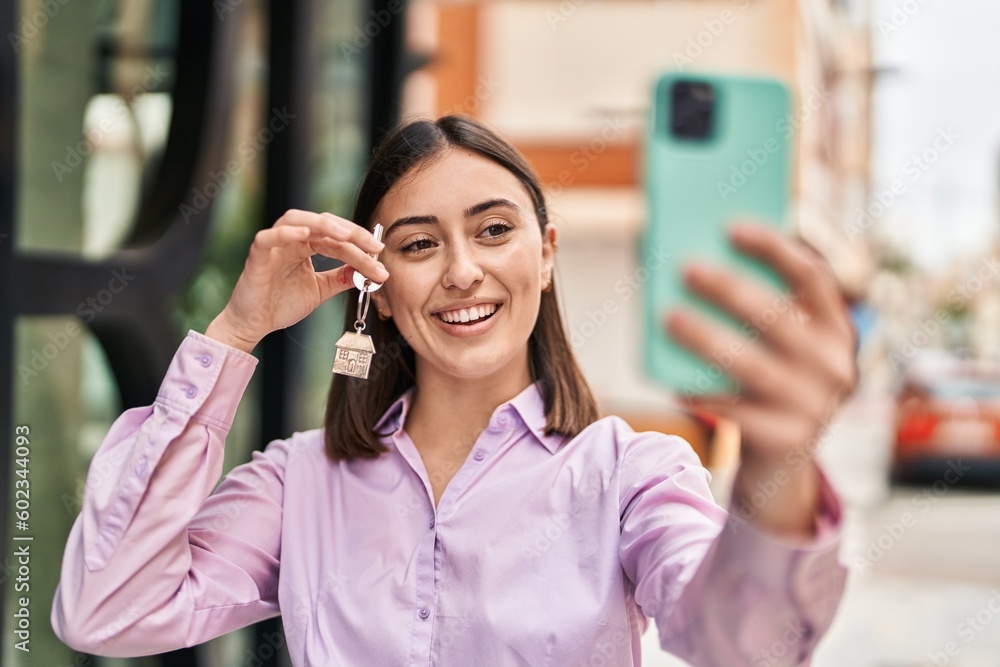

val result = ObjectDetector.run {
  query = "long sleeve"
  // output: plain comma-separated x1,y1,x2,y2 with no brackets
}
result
51,330,288,657
618,428,847,667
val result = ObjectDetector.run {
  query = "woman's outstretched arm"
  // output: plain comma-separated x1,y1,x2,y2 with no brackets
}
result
664,222,859,538
621,221,858,665
618,429,845,667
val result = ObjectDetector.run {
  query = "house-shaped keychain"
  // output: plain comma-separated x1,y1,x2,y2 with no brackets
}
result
332,331,376,379
332,222,384,381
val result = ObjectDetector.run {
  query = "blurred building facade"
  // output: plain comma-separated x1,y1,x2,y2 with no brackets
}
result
4,0,396,665
401,0,875,435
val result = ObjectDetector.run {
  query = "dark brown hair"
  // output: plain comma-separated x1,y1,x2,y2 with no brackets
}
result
323,115,600,462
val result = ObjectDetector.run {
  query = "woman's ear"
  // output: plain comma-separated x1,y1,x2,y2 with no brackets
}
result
541,223,558,290
371,290,392,320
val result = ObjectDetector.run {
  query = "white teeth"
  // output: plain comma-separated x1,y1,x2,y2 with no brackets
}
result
438,303,498,323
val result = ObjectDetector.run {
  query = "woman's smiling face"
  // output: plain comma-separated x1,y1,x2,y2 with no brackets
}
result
370,148,556,383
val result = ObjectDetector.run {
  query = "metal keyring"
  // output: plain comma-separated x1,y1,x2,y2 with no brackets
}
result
354,285,371,333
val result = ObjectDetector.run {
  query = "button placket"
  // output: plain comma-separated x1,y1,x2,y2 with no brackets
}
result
403,481,439,664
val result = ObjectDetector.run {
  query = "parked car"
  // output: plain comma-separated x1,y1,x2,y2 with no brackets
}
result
892,350,1000,486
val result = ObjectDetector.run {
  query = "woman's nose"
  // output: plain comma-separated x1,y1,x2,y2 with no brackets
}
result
441,244,484,290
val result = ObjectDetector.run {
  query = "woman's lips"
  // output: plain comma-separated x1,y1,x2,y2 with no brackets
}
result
433,304,502,337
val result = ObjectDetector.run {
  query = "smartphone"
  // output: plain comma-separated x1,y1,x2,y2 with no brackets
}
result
642,72,793,395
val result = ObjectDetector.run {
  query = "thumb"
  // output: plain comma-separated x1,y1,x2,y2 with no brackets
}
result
316,265,357,302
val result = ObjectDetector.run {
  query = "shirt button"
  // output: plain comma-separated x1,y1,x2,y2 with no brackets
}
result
198,354,212,367
184,386,198,399
487,408,511,433
418,607,430,620
428,517,435,529
473,450,486,461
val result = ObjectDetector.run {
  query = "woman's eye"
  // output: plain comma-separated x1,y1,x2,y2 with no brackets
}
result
482,222,513,238
401,238,434,253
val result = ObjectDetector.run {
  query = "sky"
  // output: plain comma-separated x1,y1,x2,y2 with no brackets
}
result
871,0,1000,270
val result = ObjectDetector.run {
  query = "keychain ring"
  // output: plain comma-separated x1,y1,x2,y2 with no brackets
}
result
355,287,371,331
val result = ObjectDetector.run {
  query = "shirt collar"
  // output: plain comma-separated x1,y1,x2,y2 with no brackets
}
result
372,380,564,454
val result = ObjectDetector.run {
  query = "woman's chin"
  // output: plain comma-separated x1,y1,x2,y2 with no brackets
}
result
420,350,522,384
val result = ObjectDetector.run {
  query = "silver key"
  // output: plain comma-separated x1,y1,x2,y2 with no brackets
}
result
352,223,385,293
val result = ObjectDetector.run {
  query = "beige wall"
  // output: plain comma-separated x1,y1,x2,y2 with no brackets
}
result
478,0,797,141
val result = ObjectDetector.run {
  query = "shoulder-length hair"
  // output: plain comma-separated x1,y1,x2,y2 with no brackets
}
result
323,115,600,462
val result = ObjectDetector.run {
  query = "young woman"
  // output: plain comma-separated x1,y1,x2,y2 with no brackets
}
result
52,116,856,666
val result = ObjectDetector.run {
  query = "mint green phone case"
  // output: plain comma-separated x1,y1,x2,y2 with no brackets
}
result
643,72,792,395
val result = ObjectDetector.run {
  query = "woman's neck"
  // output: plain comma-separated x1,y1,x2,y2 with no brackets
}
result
404,358,534,455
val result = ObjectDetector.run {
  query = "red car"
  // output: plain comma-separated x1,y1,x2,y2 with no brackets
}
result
892,351,1000,486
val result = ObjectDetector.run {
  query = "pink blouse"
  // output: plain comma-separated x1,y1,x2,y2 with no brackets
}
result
51,330,847,665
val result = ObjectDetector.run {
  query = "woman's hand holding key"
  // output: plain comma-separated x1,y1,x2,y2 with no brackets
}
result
205,210,389,354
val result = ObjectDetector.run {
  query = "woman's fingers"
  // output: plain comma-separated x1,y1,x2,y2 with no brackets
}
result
249,224,313,260
681,263,806,357
275,209,384,254
276,210,388,283
310,234,389,284
668,308,787,399
728,223,847,330
680,259,854,399
666,221,861,464
681,394,824,462
320,212,385,254
667,306,838,416
223,210,391,344
249,212,389,285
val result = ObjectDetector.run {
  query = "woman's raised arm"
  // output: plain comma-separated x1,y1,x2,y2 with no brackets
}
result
51,210,387,655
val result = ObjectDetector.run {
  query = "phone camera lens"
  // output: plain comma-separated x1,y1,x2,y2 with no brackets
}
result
669,81,715,140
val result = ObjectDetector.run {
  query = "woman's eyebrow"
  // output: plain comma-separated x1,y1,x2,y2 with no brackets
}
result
383,214,438,242
463,198,521,218
383,198,521,242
